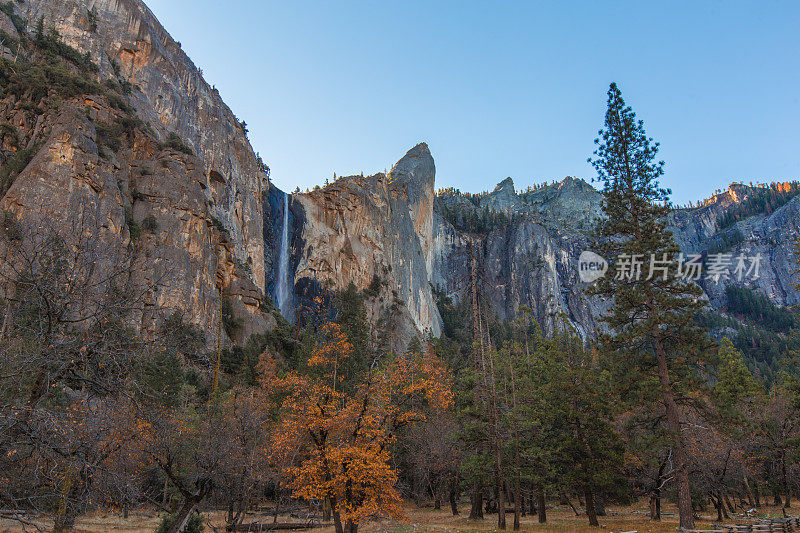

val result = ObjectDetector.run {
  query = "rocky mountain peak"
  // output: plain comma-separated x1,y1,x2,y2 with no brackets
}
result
482,177,522,213
494,177,515,194
389,142,435,199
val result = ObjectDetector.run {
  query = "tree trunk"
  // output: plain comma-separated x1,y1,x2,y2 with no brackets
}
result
450,484,459,516
496,469,506,529
562,491,580,517
649,493,661,521
167,500,199,533
537,489,547,523
720,492,730,519
724,492,735,515
0,299,11,343
650,455,665,521
163,476,170,509
323,498,331,522
333,510,344,533
591,493,606,517
53,465,77,533
584,487,599,527
469,481,484,519
653,334,694,530
485,316,504,533
273,493,281,524
783,455,791,508
743,473,755,508
713,495,723,522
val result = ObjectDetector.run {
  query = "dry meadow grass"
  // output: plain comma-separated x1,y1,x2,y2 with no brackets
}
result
0,500,790,533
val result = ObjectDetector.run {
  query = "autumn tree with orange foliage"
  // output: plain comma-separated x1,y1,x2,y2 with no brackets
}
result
271,321,453,533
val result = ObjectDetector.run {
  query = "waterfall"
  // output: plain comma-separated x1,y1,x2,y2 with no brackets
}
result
276,193,292,320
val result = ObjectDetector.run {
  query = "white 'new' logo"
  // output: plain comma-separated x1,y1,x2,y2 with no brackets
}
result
578,251,608,283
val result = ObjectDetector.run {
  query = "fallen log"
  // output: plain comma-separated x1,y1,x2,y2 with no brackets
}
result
228,522,332,531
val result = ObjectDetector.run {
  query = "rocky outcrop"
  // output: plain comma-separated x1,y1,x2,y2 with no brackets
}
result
0,0,272,346
291,144,442,343
432,178,800,338
432,179,609,338
1,93,226,340
668,185,800,308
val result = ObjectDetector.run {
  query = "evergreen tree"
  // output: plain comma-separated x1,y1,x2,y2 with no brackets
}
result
335,282,371,388
713,337,762,424
542,327,626,527
590,82,709,529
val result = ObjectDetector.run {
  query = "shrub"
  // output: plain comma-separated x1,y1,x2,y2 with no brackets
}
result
234,257,252,276
365,274,382,297
0,57,103,105
0,122,18,148
116,114,145,136
707,228,745,255
155,512,203,533
221,297,241,338
0,29,19,50
718,182,800,229
124,207,140,241
109,57,121,77
163,132,194,155
87,7,98,33
0,2,27,34
94,120,122,151
142,215,158,233
210,215,227,234
34,24,97,72
107,92,134,114
0,143,39,197
725,285,797,332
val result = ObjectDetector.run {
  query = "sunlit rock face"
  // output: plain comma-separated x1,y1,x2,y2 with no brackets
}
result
1,0,273,346
291,144,442,347
667,185,800,309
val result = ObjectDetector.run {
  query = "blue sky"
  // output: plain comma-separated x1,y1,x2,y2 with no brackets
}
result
144,1,800,204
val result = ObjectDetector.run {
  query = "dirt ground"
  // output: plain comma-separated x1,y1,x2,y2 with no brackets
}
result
0,500,790,533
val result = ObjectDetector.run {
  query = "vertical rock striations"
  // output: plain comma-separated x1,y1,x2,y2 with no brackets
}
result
0,0,272,346
292,143,442,346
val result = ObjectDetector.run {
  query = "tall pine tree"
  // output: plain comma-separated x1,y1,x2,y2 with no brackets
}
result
590,83,709,529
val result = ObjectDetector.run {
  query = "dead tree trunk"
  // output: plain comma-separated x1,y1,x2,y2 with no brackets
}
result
650,452,668,520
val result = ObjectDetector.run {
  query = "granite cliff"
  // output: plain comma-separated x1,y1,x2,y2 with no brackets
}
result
0,0,272,347
291,143,442,341
431,177,799,341
1,0,797,358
